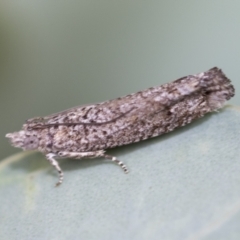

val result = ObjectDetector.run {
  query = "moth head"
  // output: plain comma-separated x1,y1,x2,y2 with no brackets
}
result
6,130,39,150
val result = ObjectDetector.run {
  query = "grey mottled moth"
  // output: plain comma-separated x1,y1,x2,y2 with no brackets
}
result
6,67,235,186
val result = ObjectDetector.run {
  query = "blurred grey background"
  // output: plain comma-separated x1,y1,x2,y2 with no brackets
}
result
0,1,239,160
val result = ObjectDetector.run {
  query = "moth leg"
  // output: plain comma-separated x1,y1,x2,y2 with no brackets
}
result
58,150,105,159
102,154,129,173
46,150,129,186
46,151,103,187
46,153,64,187
58,150,129,174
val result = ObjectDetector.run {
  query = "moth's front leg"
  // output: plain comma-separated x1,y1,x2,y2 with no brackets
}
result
46,153,64,187
46,150,129,186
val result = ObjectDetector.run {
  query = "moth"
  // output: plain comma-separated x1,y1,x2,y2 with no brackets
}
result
6,67,235,186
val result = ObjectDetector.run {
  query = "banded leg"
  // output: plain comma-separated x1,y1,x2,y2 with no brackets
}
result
46,151,105,186
103,154,129,173
46,150,129,186
46,153,64,187
58,150,129,173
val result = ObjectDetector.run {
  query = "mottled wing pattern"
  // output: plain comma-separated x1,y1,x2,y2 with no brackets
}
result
23,67,234,152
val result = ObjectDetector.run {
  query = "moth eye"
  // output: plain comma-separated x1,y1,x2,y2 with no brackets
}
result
58,152,63,156
24,136,39,150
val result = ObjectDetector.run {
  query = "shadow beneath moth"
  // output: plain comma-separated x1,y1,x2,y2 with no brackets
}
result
6,67,235,186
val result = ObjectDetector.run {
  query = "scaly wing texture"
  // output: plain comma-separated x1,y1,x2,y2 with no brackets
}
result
25,67,234,153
